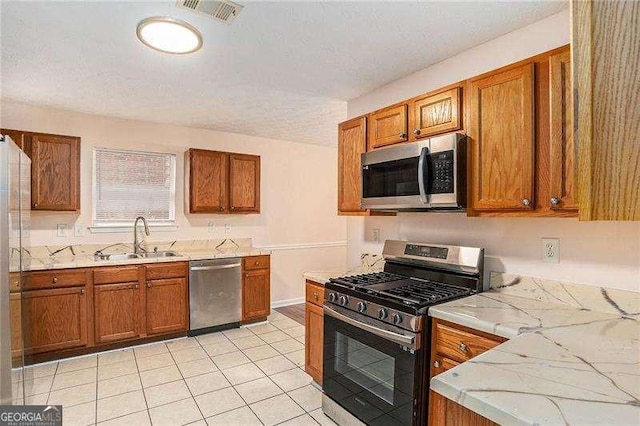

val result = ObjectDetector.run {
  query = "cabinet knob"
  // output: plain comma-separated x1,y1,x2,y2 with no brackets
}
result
33,203,38,208
459,342,468,352
550,197,559,206
80,289,85,294
313,292,318,301
231,206,236,210
52,277,58,284
399,133,407,139
522,198,531,207
413,129,421,136
219,206,224,211
147,282,151,288
433,360,440,368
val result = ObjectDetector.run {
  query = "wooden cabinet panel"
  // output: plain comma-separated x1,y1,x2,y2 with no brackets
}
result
229,153,260,213
146,278,188,335
305,301,324,384
94,282,140,344
187,149,229,213
338,116,367,214
411,87,461,139
9,272,21,293
429,391,497,426
305,280,325,307
146,262,188,281
243,255,270,271
548,49,577,212
24,269,87,291
93,266,139,285
242,268,270,322
573,1,640,220
468,64,536,212
433,321,505,363
10,293,23,359
429,354,459,377
31,134,80,211
368,104,408,150
21,287,88,354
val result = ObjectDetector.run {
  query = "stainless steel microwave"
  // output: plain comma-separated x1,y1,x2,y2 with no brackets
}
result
361,133,467,211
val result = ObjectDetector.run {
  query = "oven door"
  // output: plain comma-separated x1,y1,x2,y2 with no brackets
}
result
361,140,430,210
323,306,418,426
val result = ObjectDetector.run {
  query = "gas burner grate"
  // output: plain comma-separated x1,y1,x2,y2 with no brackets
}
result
330,272,405,287
380,280,472,305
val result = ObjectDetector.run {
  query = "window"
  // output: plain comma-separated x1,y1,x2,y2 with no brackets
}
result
93,148,176,228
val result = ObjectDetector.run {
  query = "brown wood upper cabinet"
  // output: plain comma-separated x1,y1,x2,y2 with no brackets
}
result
368,104,408,150
338,117,367,214
1,129,81,211
468,63,536,212
186,149,260,214
242,256,270,322
410,86,462,140
548,49,577,212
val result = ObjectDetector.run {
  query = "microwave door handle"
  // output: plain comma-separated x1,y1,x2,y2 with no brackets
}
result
418,147,430,204
324,306,416,348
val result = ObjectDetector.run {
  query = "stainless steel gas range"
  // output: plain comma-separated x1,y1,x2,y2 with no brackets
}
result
321,240,484,426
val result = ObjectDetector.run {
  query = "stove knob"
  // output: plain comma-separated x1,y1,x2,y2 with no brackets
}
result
392,313,403,325
328,293,337,303
356,302,367,313
339,295,349,306
378,308,388,320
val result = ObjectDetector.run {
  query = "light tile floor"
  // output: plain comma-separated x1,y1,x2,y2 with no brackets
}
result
12,311,338,426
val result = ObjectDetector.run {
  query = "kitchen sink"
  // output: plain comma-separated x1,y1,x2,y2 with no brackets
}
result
138,251,180,258
94,251,180,261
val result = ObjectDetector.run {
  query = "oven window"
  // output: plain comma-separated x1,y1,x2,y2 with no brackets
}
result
334,332,396,405
362,157,420,198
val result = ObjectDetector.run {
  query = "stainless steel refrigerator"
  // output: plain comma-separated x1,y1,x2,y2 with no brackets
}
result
0,135,30,404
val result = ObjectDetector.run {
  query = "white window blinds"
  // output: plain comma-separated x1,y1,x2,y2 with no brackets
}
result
93,148,176,226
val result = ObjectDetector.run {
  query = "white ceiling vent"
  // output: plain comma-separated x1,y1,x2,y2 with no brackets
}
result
176,0,243,24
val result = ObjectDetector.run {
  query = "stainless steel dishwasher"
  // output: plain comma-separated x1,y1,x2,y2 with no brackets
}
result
189,258,242,335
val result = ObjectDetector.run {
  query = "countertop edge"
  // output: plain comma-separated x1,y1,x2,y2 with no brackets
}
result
428,307,520,340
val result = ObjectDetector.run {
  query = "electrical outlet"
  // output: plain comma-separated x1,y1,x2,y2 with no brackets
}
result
207,222,215,233
224,224,231,234
372,228,380,243
542,238,559,263
74,223,85,237
57,224,68,237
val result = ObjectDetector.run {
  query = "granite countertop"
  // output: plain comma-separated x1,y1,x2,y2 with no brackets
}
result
20,238,271,271
303,254,385,285
429,273,640,426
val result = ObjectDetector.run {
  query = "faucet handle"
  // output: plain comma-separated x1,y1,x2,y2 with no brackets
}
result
153,246,158,253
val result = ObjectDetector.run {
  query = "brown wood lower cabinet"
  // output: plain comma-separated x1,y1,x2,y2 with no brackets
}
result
94,282,141,344
10,293,23,359
304,279,324,384
146,278,188,335
429,319,505,426
21,286,88,354
242,256,271,322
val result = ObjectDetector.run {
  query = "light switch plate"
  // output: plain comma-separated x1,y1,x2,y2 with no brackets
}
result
208,222,215,233
74,223,85,237
57,224,68,237
542,238,559,263
224,224,231,234
372,228,380,243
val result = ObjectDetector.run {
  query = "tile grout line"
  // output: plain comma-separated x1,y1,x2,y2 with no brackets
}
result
166,339,207,424
133,342,161,426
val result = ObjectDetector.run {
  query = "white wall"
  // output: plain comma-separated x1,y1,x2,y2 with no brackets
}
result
346,9,640,292
1,100,348,303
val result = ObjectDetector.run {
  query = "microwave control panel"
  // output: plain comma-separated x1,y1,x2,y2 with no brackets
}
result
431,150,454,194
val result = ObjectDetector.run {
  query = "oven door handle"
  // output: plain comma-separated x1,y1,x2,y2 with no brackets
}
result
418,147,430,204
324,306,416,348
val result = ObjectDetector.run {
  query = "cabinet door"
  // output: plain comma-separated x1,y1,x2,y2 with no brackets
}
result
146,278,188,335
338,116,367,214
549,49,577,212
229,153,260,213
304,302,324,385
21,287,88,354
187,149,228,213
468,64,535,211
94,282,140,344
10,293,23,359
31,134,80,211
411,87,461,139
368,104,408,150
242,268,270,321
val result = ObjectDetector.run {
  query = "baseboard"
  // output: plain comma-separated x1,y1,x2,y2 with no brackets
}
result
271,297,305,308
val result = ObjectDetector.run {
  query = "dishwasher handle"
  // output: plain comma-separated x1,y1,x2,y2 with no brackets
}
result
190,263,241,271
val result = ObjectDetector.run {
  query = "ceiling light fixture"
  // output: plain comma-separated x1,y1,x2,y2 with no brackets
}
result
136,17,202,54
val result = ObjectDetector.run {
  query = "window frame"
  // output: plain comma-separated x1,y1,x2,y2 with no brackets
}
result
91,147,177,231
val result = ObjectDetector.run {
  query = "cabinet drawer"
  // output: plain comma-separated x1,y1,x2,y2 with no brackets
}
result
430,354,460,378
94,265,140,285
243,255,270,271
145,262,188,280
434,320,504,363
24,269,87,290
305,280,325,307
9,272,21,293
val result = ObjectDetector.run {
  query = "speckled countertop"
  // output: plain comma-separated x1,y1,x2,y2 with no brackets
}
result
18,238,271,271
429,273,640,426
303,254,385,285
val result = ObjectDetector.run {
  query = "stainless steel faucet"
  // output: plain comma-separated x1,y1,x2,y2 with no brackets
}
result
133,216,150,254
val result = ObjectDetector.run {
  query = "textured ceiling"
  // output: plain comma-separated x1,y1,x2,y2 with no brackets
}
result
1,1,567,146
